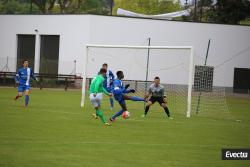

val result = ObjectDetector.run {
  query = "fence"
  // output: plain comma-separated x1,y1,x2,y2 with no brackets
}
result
0,72,82,90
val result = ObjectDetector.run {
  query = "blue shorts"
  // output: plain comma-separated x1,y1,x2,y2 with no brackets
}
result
114,94,125,104
18,85,30,92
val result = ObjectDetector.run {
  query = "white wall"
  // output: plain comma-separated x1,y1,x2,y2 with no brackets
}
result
0,15,90,76
0,15,250,87
89,15,250,87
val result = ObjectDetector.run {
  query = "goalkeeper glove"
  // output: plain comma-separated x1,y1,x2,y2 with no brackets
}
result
129,89,135,93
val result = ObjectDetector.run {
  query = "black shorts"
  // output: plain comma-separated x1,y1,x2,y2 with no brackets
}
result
149,96,165,105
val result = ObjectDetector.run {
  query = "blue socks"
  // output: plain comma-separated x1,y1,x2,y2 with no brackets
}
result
110,96,145,121
25,95,29,106
112,109,124,120
130,96,145,102
110,97,114,108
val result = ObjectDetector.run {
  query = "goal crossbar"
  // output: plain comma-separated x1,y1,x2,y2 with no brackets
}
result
86,44,193,50
81,44,194,118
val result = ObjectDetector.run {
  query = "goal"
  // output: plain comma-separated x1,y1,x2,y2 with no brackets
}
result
80,44,194,118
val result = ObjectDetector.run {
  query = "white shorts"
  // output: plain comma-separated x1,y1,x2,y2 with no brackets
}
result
89,93,103,107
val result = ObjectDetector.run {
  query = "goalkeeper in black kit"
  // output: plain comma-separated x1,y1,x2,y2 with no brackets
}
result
142,76,173,119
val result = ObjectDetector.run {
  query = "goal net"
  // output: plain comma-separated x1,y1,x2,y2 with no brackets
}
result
80,44,232,120
191,64,233,120
81,44,193,118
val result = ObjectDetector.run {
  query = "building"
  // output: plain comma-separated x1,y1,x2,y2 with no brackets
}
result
0,14,249,88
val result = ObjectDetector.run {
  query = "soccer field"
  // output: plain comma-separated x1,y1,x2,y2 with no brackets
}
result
0,87,250,167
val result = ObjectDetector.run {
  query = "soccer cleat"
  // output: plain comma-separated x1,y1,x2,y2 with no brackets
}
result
141,114,146,118
110,107,113,111
14,95,20,101
92,113,98,119
109,118,115,122
105,122,111,126
168,117,174,120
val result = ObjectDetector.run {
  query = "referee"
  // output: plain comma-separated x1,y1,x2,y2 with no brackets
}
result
142,76,173,119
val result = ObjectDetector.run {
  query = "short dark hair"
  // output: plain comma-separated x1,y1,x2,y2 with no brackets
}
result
99,68,107,74
23,59,29,63
102,63,108,67
116,71,123,77
154,76,160,80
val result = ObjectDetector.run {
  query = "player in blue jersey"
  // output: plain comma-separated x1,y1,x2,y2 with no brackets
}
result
109,71,145,122
102,63,115,110
14,60,37,106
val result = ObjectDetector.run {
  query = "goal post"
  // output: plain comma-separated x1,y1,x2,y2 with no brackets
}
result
80,46,89,108
81,44,194,118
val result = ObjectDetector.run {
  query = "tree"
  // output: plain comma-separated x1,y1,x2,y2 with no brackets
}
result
0,0,33,14
198,0,213,21
55,0,110,14
207,0,250,24
78,0,110,14
32,0,56,14
0,0,185,16
112,0,182,16
58,0,71,13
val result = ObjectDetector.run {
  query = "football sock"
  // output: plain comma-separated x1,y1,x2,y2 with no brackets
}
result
144,106,150,115
164,107,170,117
25,95,29,106
112,109,124,120
130,96,145,101
96,109,106,123
110,97,114,108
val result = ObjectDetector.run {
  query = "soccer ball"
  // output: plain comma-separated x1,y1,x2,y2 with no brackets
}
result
122,111,130,119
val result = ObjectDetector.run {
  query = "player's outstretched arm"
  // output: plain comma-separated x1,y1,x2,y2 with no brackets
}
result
128,89,135,93
31,69,41,85
99,79,110,96
30,69,37,81
124,84,130,89
123,89,130,94
102,86,111,96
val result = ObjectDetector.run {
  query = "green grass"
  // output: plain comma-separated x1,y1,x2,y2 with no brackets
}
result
0,87,250,167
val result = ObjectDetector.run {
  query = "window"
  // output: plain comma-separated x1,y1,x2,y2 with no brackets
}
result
39,35,60,74
16,35,35,70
